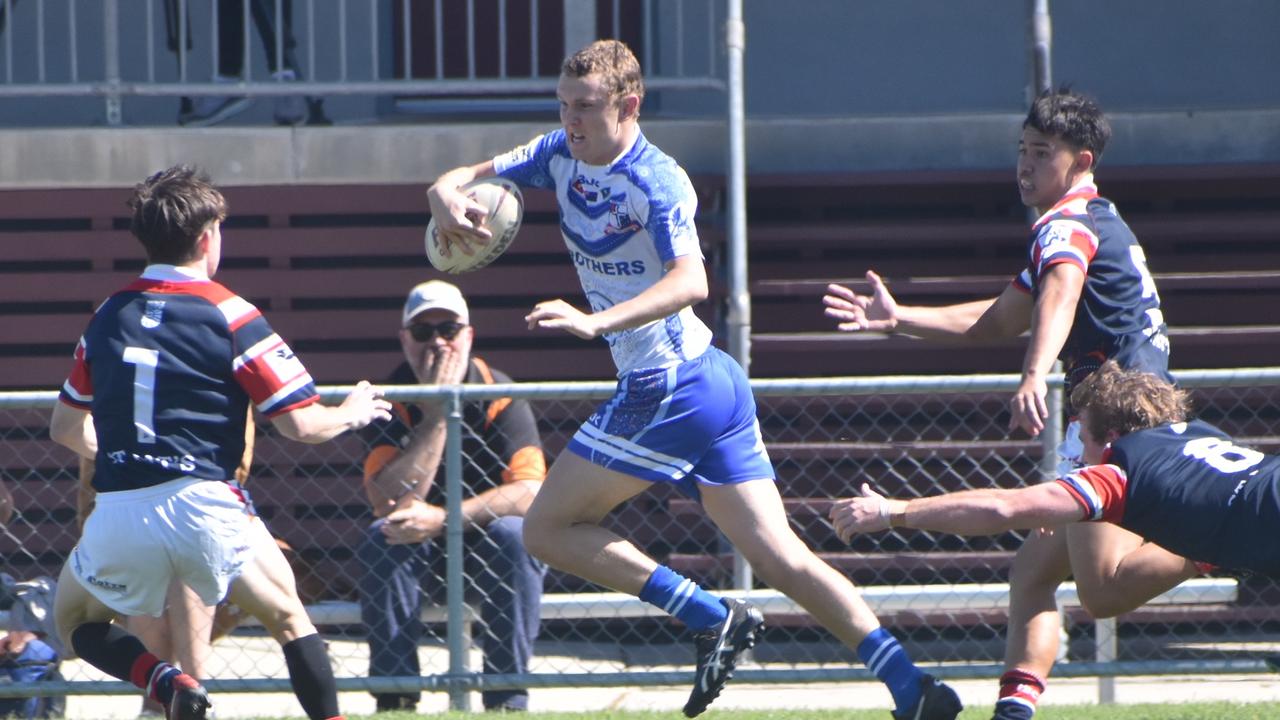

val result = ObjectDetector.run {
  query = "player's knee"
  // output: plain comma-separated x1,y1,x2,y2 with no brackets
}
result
256,603,316,644
1075,584,1130,619
1009,540,1071,588
520,511,557,565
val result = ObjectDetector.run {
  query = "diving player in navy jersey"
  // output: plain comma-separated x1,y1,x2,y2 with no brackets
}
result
831,360,1273,599
49,165,391,720
823,89,1179,719
425,40,962,720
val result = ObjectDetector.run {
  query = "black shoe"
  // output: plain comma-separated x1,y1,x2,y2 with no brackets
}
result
682,598,765,718
892,674,963,720
165,675,211,720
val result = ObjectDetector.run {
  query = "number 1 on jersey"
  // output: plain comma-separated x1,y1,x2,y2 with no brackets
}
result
123,346,159,444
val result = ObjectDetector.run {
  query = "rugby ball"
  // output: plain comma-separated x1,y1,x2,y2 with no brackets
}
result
425,177,524,274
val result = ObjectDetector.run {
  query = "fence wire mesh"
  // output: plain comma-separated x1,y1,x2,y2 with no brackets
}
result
1,370,1278,704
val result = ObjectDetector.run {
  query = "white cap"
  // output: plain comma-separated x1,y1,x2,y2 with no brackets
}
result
402,280,469,327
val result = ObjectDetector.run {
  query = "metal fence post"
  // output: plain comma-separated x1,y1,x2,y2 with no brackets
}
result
103,0,123,125
724,0,752,593
444,387,471,711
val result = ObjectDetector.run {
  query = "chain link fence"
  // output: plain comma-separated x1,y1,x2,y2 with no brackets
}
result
1,369,1278,707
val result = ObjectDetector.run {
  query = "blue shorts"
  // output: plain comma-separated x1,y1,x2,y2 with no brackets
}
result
568,346,775,497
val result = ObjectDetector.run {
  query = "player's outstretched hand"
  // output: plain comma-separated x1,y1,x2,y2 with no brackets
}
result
829,483,896,542
426,183,493,259
525,299,600,339
341,381,393,430
1009,375,1049,437
823,270,900,332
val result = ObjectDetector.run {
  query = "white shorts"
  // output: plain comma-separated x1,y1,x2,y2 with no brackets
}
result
69,478,273,617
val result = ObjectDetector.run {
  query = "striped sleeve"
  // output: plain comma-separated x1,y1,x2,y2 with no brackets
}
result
230,313,319,418
1055,463,1127,523
58,336,93,408
1031,219,1099,280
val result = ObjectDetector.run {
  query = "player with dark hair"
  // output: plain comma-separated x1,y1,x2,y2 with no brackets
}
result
426,39,962,720
49,165,391,720
823,88,1181,720
832,360,1275,592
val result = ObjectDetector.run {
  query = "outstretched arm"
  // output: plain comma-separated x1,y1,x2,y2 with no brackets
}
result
825,270,1031,341
271,381,392,444
830,482,1084,542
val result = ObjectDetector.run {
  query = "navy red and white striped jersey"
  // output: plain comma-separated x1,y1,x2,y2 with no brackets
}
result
1012,177,1170,396
1056,419,1280,575
59,265,318,492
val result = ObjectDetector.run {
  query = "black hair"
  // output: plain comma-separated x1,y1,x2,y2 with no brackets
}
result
1023,87,1111,169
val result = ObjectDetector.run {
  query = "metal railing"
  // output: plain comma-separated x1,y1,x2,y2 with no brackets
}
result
0,0,728,124
2,368,1278,710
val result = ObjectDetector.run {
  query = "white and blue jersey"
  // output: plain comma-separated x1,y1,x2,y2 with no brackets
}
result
493,130,773,492
493,129,713,376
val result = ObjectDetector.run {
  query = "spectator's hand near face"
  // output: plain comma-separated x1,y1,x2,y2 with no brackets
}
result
421,342,469,386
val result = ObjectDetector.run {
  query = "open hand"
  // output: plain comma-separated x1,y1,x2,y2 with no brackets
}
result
823,270,900,332
525,299,600,339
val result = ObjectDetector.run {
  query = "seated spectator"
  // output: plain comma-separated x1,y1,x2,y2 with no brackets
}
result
357,280,547,713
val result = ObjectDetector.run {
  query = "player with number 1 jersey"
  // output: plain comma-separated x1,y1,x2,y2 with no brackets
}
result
60,268,317,492
49,166,390,720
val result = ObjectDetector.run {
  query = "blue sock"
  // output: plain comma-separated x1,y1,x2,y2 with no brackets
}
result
638,565,728,631
857,627,923,713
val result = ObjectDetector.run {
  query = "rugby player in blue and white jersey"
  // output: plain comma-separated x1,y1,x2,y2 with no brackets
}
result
427,39,962,720
823,89,1185,719
49,166,391,720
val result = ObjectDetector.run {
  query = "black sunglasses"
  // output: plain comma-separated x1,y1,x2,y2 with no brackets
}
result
407,321,467,342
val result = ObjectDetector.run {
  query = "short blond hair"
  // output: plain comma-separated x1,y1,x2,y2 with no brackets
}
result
561,39,645,107
1070,361,1190,442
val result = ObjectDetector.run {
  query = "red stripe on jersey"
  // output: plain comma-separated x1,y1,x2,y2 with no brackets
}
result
1040,254,1088,276
1036,185,1098,224
61,339,93,407
1059,464,1128,523
266,394,321,419
235,341,309,406
118,278,261,329
121,278,233,303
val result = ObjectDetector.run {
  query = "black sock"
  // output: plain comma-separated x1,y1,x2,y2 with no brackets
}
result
282,633,340,720
70,622,149,684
